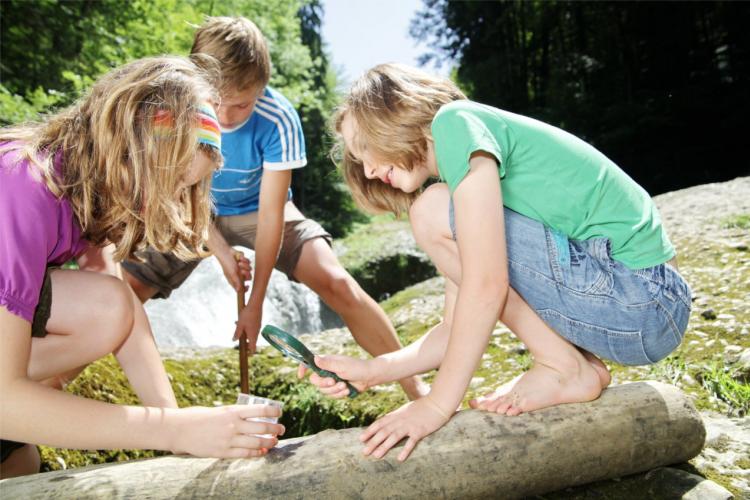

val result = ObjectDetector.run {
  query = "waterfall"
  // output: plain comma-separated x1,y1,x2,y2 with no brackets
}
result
144,249,341,348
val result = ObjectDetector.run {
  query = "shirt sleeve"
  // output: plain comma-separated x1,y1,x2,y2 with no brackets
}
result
255,93,307,171
0,164,54,323
431,102,505,194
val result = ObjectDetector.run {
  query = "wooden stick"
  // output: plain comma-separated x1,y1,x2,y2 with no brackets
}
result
234,251,249,395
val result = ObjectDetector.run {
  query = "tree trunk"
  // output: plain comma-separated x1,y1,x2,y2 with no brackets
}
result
0,382,705,499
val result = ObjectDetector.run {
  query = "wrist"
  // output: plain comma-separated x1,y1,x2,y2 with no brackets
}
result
423,394,452,421
153,407,182,454
367,356,389,386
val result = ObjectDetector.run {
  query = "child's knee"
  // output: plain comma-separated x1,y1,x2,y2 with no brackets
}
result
0,444,40,479
409,183,450,245
409,183,449,222
320,273,362,309
95,277,136,346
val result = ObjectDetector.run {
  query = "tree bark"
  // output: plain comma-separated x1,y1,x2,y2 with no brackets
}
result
0,382,706,499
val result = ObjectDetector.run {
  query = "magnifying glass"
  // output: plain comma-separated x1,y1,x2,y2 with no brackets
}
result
261,325,359,398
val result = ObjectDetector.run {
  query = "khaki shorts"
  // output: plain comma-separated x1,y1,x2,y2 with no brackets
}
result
122,201,332,299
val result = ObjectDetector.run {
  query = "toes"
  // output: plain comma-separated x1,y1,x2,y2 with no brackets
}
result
506,404,524,417
493,395,514,415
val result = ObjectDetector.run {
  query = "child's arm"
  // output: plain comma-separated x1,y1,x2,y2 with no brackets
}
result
302,279,458,397
425,153,508,410
361,153,508,461
76,246,177,408
233,169,291,351
0,306,284,457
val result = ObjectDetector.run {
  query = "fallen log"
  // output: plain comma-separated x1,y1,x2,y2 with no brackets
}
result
0,382,705,499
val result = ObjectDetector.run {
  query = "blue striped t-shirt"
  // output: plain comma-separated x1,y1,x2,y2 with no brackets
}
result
211,87,306,216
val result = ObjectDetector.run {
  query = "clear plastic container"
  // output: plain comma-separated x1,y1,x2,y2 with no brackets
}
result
236,393,283,437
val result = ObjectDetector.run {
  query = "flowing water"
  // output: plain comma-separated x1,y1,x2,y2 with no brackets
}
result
144,249,342,348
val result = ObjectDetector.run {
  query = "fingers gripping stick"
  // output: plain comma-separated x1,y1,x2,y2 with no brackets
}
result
261,325,359,398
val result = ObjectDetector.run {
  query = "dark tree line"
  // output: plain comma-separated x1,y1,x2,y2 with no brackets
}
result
412,1,750,194
0,0,362,237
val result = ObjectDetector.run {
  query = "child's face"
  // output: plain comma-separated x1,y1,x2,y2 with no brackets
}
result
341,114,435,194
179,149,220,191
216,86,264,130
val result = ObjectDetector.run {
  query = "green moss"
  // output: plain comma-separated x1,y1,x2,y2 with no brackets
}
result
722,213,750,230
38,346,406,472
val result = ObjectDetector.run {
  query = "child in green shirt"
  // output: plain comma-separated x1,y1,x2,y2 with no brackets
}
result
303,63,690,462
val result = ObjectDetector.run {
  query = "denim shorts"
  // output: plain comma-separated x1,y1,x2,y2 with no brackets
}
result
449,201,692,366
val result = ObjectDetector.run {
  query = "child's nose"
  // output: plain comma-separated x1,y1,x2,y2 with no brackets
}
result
363,162,378,180
217,107,231,125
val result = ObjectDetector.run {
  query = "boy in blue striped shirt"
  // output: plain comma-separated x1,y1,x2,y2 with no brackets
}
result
123,17,426,400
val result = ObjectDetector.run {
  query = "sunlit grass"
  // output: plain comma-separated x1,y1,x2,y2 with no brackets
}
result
697,363,750,417
722,214,750,230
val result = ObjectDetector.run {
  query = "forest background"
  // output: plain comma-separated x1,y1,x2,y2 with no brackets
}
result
1,0,748,235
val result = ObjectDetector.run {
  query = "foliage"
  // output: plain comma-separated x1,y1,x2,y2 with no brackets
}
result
290,0,366,237
0,0,363,236
697,363,750,417
411,0,750,195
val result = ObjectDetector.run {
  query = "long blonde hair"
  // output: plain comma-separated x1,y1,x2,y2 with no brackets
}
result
332,63,465,215
0,55,221,261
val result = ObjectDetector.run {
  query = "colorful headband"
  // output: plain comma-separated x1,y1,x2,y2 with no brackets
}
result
152,101,221,151
196,102,221,151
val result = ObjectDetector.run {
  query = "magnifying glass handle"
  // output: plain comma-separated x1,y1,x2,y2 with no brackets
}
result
316,368,359,398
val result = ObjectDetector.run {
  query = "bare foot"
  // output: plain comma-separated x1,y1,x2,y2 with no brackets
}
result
469,353,610,410
578,349,611,389
469,357,603,416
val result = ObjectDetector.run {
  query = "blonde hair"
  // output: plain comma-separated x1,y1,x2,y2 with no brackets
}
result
191,16,271,93
0,55,221,262
332,63,466,215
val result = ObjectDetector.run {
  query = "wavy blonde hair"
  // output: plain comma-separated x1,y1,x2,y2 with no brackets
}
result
0,55,221,261
332,63,466,215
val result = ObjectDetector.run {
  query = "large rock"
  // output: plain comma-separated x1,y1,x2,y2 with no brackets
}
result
335,217,436,301
0,382,705,499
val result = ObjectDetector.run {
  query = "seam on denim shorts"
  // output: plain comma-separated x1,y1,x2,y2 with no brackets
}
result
653,296,686,348
538,308,652,365
543,227,564,283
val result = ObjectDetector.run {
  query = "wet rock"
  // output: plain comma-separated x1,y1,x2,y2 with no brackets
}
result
642,468,733,500
702,308,718,320
724,345,743,364
335,219,437,300
738,349,750,369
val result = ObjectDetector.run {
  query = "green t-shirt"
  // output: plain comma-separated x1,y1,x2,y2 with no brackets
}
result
431,100,674,269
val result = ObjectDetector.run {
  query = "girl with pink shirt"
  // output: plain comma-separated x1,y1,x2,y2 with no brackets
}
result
0,56,283,478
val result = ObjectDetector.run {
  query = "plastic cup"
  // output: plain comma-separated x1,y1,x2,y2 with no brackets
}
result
236,393,283,437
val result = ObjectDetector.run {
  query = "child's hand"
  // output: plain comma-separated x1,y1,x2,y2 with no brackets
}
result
297,355,373,398
216,249,253,292
169,404,285,458
360,396,453,461
233,302,262,353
